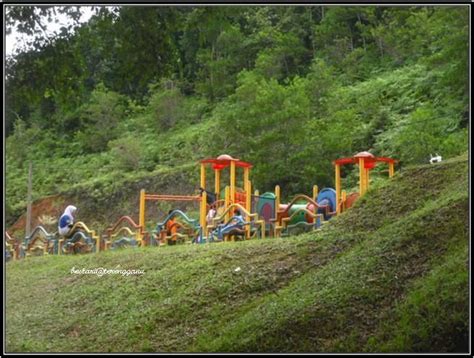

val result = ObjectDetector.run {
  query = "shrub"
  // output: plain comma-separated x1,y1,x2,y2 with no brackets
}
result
108,136,142,172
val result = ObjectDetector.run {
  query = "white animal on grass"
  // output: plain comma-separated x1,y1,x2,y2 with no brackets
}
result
429,154,442,164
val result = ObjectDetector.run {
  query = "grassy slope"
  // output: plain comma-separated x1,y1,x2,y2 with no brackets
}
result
6,155,469,353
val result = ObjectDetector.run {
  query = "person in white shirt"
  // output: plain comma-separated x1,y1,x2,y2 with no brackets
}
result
206,204,217,226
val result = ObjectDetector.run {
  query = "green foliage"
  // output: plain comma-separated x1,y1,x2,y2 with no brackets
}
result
108,136,143,172
212,70,314,193
147,82,185,131
387,104,450,163
254,30,307,81
6,118,38,167
146,79,209,131
194,24,248,100
6,6,83,37
5,5,469,223
74,84,128,153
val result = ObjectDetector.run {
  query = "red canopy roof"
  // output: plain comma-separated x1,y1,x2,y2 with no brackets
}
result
200,154,253,170
333,152,398,166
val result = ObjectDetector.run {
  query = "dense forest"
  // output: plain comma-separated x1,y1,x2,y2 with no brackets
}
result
5,5,469,226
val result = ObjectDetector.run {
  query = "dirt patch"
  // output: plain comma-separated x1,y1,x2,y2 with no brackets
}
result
7,194,68,237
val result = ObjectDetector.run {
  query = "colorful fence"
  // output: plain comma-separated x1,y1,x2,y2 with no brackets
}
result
103,216,146,250
153,209,201,245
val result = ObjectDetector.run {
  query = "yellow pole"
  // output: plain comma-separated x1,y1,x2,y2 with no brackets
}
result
246,181,252,239
139,189,145,229
335,164,341,214
342,190,347,212
244,168,249,201
244,167,250,211
200,163,206,231
364,162,368,195
275,185,280,237
389,162,394,178
225,186,230,222
313,185,319,201
200,191,207,233
215,169,221,199
230,161,236,204
275,185,280,217
358,158,365,196
200,163,206,190
246,181,252,214
365,168,370,192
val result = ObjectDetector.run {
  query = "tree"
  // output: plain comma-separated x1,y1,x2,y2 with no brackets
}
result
74,84,128,153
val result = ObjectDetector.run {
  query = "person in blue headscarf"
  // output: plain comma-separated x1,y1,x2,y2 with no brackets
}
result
58,205,77,236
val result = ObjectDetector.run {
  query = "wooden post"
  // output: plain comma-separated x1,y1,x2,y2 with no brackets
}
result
335,164,341,214
26,161,33,237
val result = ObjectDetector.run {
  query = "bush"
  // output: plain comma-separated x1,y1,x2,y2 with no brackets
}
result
75,83,128,153
108,136,143,172
147,82,185,131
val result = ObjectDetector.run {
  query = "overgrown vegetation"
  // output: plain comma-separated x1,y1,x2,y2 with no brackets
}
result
5,6,469,226
6,155,468,352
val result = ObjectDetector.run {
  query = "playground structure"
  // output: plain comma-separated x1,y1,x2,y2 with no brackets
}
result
140,154,335,242
139,189,202,244
198,155,254,241
102,216,147,250
334,151,398,214
153,210,201,245
207,203,266,242
6,152,398,261
58,222,100,255
23,225,58,257
5,231,19,261
272,193,325,237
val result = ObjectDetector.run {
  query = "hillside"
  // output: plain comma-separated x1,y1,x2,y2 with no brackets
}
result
7,164,199,236
6,6,469,229
6,154,469,353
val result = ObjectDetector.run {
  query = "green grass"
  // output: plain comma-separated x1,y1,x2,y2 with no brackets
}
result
6,155,469,352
